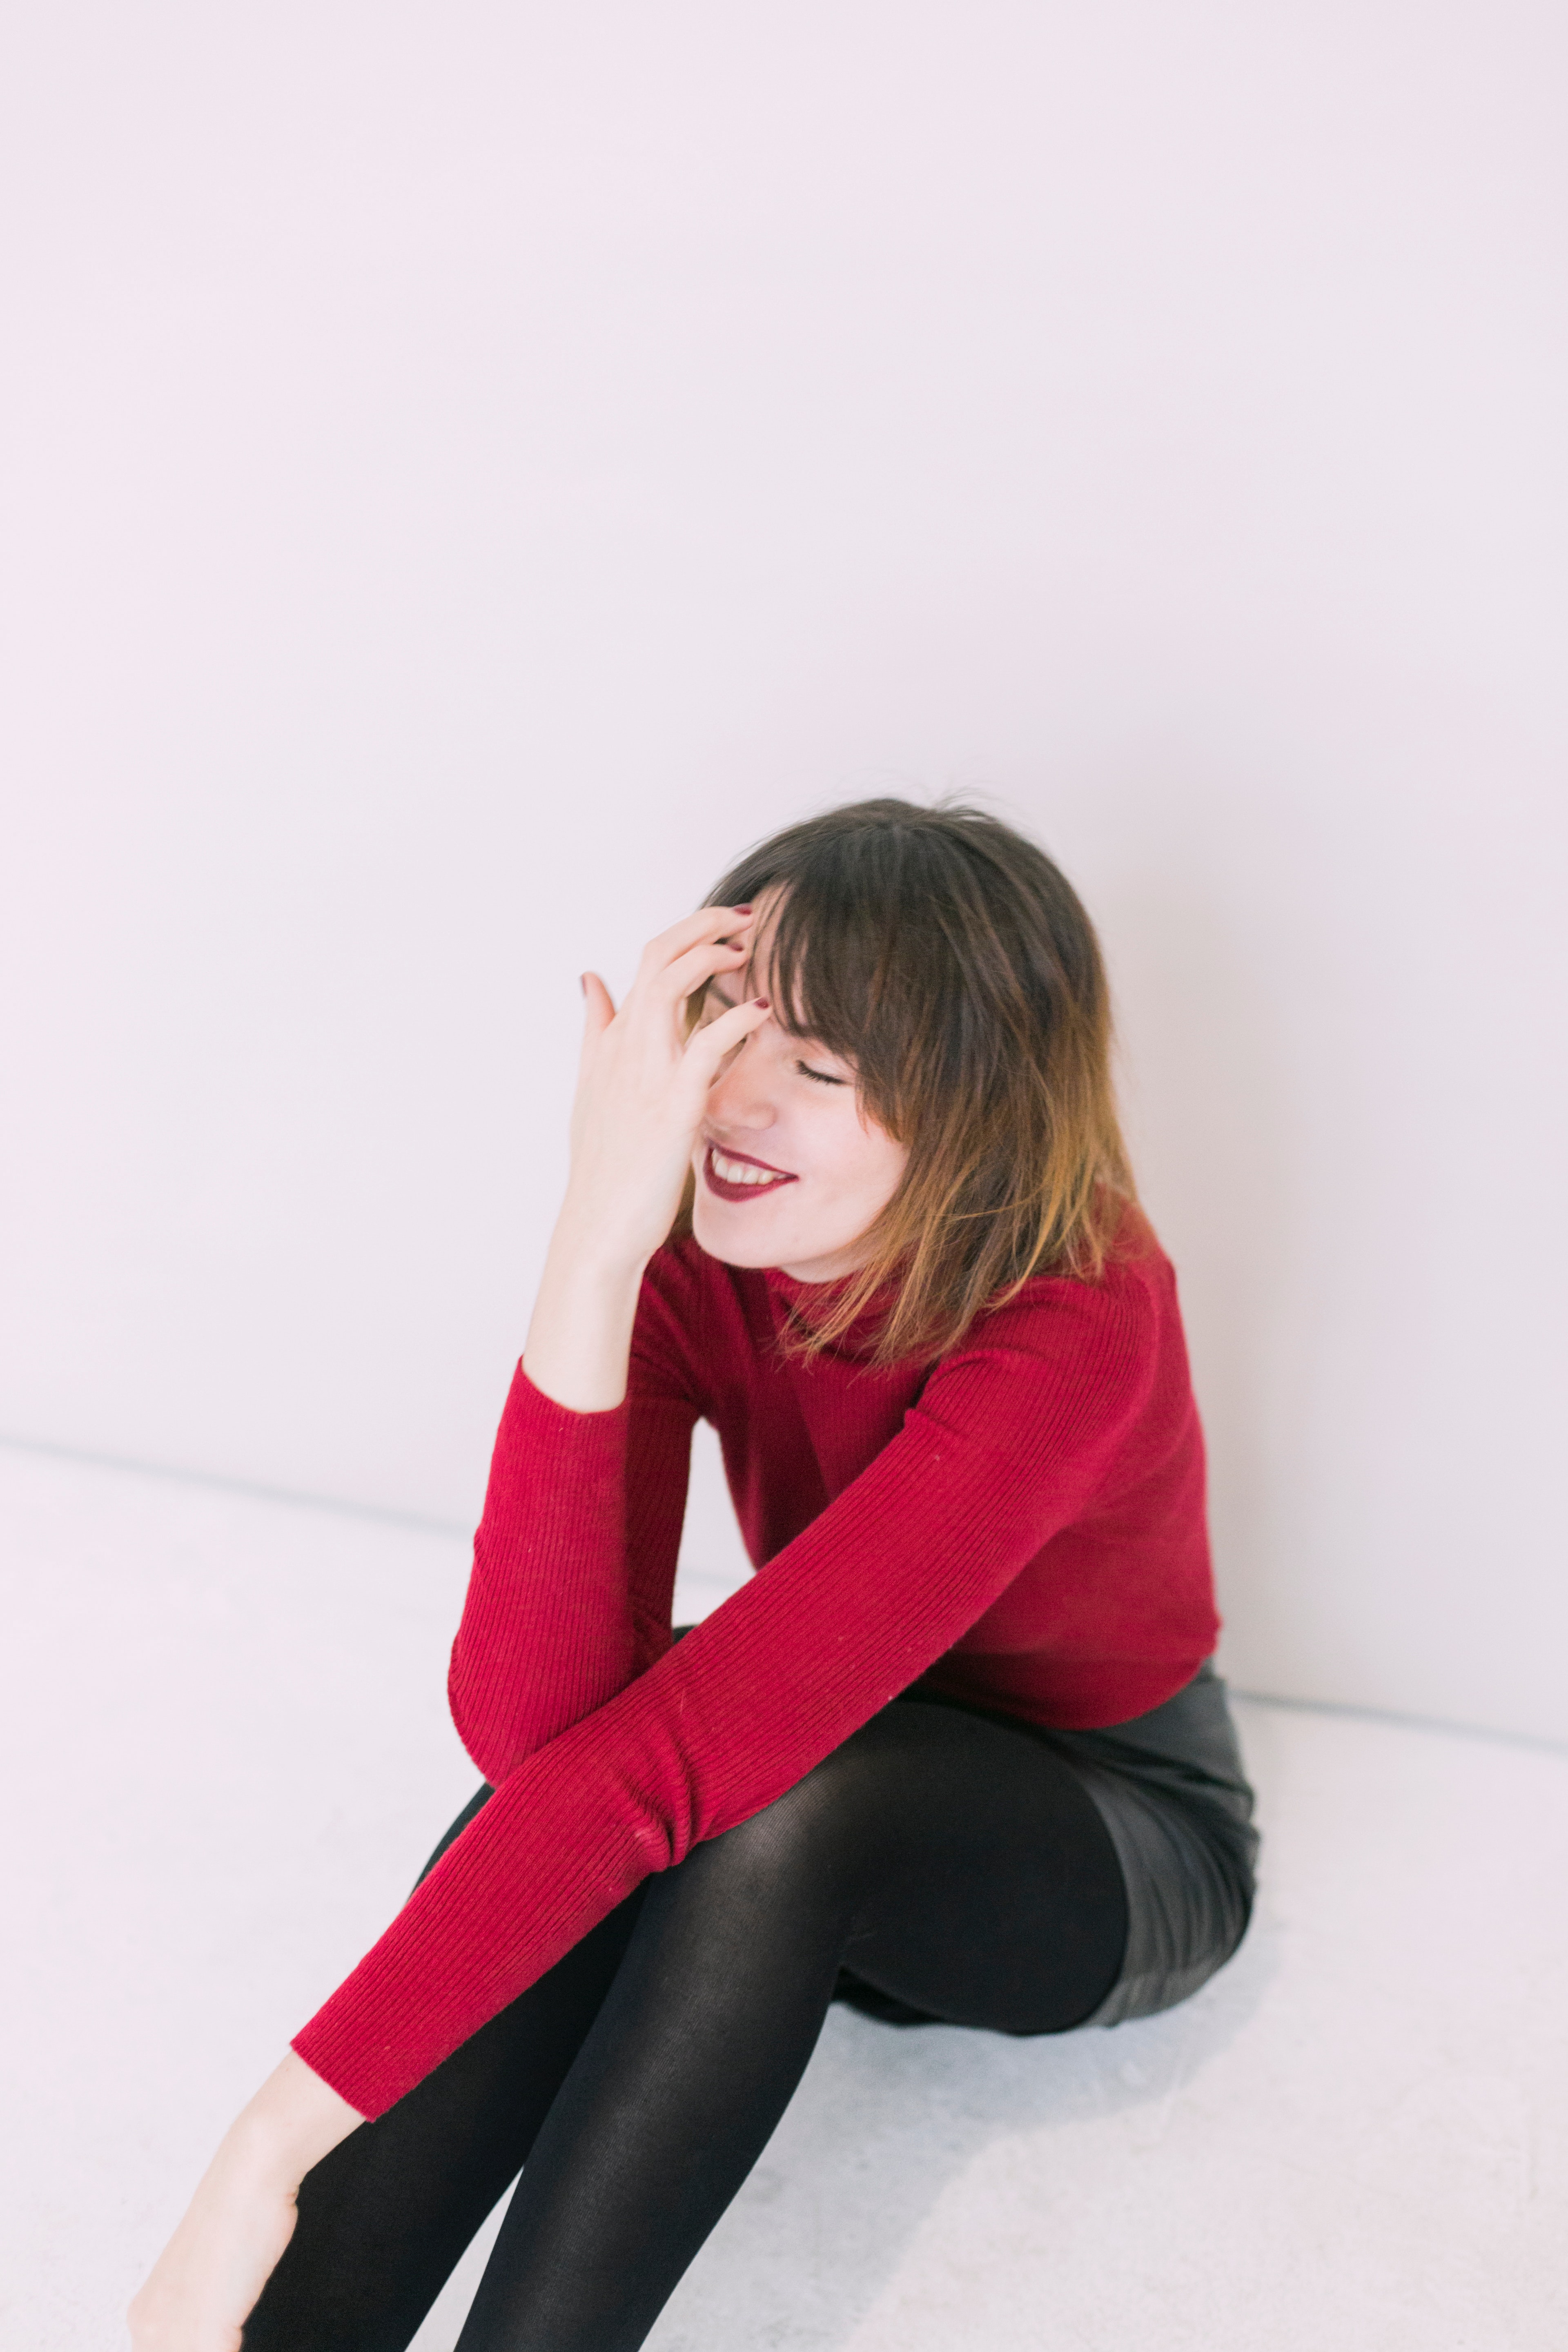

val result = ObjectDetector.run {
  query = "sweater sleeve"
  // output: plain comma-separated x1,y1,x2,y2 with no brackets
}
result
446,1285,704,1784
293,1276,1155,2118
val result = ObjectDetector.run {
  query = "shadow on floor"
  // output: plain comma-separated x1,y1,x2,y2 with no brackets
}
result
650,1915,1283,2350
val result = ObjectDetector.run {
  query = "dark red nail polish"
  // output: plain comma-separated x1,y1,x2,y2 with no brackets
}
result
733,903,753,915
754,996,770,1010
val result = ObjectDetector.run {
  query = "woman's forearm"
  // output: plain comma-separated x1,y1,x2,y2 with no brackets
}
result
523,1215,650,1412
226,2049,364,2180
447,1215,656,1779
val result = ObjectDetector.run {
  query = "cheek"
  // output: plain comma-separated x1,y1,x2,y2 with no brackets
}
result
838,1119,906,1210
873,1140,909,1207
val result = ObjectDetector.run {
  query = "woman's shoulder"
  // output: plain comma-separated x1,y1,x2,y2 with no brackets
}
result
910,1213,1186,1464
955,1200,1177,1365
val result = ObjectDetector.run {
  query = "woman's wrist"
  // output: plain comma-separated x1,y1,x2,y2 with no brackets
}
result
229,2051,363,2189
524,1215,653,1412
544,1200,655,1289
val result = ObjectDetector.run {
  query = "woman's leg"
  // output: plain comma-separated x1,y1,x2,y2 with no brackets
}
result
454,1695,1127,2352
241,1796,646,2352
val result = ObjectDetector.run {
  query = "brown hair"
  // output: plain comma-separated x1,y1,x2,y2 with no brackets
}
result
678,795,1137,1366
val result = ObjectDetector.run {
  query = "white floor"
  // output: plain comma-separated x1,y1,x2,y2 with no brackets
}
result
3,1443,1564,2352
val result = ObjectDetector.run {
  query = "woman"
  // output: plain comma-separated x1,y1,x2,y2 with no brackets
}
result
131,797,1258,2351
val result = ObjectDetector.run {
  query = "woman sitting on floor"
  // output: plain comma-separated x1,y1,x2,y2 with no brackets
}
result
131,795,1258,2352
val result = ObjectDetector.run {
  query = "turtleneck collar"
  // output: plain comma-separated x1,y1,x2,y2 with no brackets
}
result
761,1261,902,1362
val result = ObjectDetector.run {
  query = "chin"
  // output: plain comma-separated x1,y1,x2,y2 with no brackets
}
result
690,1196,795,1268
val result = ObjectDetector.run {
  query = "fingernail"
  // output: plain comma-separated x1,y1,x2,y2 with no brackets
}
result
754,996,770,1010
733,903,754,916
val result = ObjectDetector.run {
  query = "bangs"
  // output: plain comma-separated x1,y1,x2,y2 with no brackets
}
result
757,882,879,1061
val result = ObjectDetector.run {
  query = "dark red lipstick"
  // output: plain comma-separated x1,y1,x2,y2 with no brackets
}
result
702,1143,800,1204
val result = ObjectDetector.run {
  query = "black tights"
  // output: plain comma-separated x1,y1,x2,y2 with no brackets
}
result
243,1693,1128,2352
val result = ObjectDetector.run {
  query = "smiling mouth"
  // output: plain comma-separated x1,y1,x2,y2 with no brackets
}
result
702,1143,799,1204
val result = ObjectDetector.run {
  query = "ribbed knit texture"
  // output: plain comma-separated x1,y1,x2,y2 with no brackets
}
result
292,1219,1218,2118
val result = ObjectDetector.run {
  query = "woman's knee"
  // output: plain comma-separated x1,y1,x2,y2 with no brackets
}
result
691,1711,908,1898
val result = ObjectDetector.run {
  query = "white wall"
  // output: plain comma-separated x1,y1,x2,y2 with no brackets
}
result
2,2,1564,1740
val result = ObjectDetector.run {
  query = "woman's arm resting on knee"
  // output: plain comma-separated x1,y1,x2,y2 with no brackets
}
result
127,2052,362,2351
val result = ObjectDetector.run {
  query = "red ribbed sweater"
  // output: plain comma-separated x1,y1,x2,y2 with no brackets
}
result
293,1219,1217,2118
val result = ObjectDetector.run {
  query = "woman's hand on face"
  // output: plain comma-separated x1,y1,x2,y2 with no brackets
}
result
524,906,769,1412
562,906,768,1272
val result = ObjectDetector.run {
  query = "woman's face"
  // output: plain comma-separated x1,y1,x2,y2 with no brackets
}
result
689,901,908,1283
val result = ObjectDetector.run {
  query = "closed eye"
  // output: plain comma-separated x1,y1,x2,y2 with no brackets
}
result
796,1058,849,1086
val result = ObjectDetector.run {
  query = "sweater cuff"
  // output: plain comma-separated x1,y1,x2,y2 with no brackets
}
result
288,1760,650,2118
508,1358,634,1429
480,1358,631,1519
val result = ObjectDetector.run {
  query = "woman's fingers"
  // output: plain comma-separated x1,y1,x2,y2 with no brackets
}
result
599,907,758,1048
680,993,770,1087
657,933,756,1012
574,972,618,1080
634,905,754,992
575,902,759,1090
579,971,617,1029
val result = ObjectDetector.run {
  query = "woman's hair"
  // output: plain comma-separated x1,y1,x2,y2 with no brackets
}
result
680,795,1138,1365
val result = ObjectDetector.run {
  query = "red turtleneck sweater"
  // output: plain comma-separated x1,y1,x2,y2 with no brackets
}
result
292,1219,1217,2117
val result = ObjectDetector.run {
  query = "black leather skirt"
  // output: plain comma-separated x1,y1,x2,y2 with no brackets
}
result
1038,1658,1259,2025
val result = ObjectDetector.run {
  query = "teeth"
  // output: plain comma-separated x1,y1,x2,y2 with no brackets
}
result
712,1149,787,1187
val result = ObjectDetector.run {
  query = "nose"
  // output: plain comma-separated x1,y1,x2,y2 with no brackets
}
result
706,1030,777,1134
